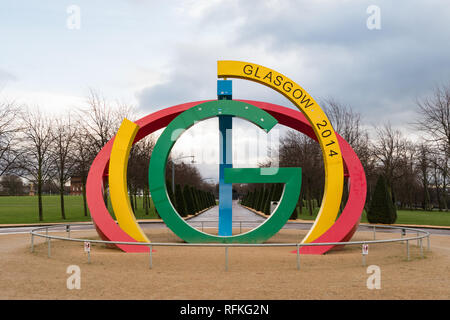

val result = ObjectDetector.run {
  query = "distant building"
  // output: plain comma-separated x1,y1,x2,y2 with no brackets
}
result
28,183,35,196
70,176,84,195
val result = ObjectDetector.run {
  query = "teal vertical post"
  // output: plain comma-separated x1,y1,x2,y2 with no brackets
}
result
218,80,232,236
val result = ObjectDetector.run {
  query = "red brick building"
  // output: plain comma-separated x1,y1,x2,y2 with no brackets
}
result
70,176,84,195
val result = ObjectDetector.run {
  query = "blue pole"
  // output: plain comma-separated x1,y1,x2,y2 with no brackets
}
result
218,80,233,236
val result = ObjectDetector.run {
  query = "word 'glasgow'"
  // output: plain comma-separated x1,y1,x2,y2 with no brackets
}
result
242,64,315,108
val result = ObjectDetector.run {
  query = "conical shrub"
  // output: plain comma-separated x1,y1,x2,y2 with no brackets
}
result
367,175,397,224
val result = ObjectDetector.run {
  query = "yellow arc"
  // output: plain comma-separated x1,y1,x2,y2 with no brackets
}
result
109,118,150,243
217,60,344,243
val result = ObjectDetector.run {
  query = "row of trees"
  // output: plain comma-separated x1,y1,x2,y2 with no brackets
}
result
169,183,216,217
0,90,215,221
0,100,95,220
241,183,321,220
241,184,283,215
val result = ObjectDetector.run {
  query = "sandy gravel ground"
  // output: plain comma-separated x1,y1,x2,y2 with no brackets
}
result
0,227,449,300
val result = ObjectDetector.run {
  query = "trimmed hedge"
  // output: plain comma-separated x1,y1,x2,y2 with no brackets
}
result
367,175,397,224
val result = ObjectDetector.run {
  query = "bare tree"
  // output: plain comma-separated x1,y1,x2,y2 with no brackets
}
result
414,83,450,210
415,83,450,155
78,89,135,207
371,123,421,210
372,124,408,186
128,136,155,215
72,127,95,217
19,107,55,221
0,100,22,177
417,143,431,210
279,130,324,215
51,115,77,219
323,98,364,150
323,98,370,207
0,174,25,195
429,147,449,211
79,89,131,153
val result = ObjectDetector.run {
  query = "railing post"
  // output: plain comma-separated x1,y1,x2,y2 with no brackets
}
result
362,243,366,266
373,226,376,240
296,244,300,270
30,233,34,253
427,235,430,251
420,238,423,258
201,221,204,232
149,245,153,269
47,237,51,258
406,240,409,261
417,232,419,246
225,246,229,271
401,228,405,243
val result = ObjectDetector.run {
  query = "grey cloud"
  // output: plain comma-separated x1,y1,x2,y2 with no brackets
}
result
204,1,450,126
136,0,450,130
136,47,218,112
130,0,450,180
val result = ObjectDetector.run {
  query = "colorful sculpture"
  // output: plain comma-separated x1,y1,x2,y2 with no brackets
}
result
85,61,366,254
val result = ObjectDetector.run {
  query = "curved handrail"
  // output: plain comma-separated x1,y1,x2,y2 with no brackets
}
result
30,223,430,248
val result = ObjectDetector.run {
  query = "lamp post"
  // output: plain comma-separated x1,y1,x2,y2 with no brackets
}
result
171,155,195,194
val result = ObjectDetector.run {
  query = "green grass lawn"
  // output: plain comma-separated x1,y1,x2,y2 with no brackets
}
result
1,195,450,226
295,207,450,226
0,195,158,224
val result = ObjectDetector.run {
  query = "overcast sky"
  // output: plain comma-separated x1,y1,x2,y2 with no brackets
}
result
1,0,449,181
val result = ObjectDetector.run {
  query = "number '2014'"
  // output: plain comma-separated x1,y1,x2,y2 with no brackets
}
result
316,120,339,157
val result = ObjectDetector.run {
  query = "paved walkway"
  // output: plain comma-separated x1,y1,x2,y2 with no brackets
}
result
187,200,265,229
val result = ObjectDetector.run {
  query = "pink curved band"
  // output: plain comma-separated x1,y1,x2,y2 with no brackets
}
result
86,100,366,254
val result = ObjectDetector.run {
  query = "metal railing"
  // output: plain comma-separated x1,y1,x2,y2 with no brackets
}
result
186,220,265,233
29,223,431,271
